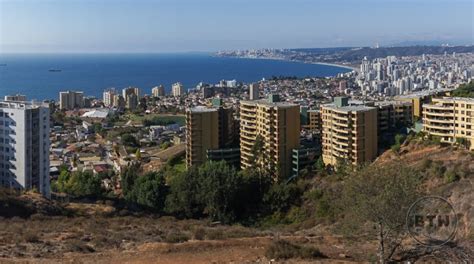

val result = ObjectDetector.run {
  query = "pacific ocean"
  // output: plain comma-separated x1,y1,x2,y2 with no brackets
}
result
0,53,351,101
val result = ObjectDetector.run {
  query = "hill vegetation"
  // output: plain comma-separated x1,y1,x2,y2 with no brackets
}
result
452,81,474,98
1,135,473,262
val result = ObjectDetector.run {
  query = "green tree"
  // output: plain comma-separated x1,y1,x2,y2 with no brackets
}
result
263,182,302,213
452,81,474,98
120,163,140,199
340,163,421,263
127,171,168,211
165,161,243,223
55,171,104,198
122,134,139,147
314,156,325,174
165,166,203,218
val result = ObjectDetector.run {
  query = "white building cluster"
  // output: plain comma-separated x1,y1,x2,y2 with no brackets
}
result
357,53,474,97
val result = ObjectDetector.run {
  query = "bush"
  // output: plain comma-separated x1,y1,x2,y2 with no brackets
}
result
54,171,104,198
165,161,243,223
126,171,168,212
444,170,460,183
192,227,206,240
164,232,189,243
265,240,325,260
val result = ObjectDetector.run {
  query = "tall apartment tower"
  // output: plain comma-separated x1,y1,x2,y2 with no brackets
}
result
249,83,259,100
423,97,474,150
172,82,185,97
185,100,237,168
374,101,413,140
240,95,300,180
152,85,165,97
103,88,117,107
59,91,84,110
122,87,140,99
321,97,378,167
0,101,51,197
122,87,140,110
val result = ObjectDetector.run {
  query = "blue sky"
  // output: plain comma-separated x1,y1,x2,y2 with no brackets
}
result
0,0,472,53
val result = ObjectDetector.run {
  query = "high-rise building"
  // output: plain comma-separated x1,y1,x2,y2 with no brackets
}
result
321,97,378,166
152,85,165,97
172,82,185,97
4,94,27,102
371,101,413,141
249,83,259,100
122,87,140,99
423,97,474,150
59,91,84,110
113,94,126,109
240,95,300,180
0,101,51,197
103,88,117,107
185,99,237,168
122,87,140,110
301,107,321,133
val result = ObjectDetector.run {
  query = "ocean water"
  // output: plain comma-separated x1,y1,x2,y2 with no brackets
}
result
0,53,351,101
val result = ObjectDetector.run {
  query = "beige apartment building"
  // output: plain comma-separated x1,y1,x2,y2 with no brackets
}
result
59,90,84,110
185,100,237,168
301,108,322,133
186,107,219,168
240,95,300,180
423,97,474,150
374,101,413,137
321,97,378,167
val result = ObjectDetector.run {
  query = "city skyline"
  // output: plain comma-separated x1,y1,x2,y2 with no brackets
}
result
0,0,473,53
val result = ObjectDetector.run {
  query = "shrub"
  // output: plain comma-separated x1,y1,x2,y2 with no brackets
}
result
265,240,325,260
205,229,224,240
192,227,206,240
164,232,189,243
444,170,460,183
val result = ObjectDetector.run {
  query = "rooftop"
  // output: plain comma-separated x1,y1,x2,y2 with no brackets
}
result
0,100,49,110
187,106,217,113
395,88,455,99
241,99,298,108
322,103,376,112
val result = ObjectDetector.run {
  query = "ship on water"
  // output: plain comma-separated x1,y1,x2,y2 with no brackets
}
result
48,69,62,72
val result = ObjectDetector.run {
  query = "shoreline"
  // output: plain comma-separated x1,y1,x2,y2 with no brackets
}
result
214,54,357,72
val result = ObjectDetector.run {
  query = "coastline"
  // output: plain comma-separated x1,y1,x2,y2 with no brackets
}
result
214,54,357,72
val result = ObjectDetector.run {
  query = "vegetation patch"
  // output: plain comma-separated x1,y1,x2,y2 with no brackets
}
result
265,240,326,260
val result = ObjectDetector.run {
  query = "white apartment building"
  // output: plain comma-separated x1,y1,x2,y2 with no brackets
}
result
172,82,185,97
0,101,51,197
103,88,117,107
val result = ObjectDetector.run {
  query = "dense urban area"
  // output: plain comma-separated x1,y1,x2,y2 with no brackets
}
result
1,46,474,263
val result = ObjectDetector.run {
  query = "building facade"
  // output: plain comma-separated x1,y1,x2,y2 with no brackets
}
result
0,101,51,197
301,108,322,133
321,98,378,167
59,91,84,110
185,101,237,168
249,83,259,100
103,88,117,107
172,82,185,97
122,87,140,110
152,85,165,97
240,95,300,180
423,97,474,150
4,94,27,102
374,101,413,139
